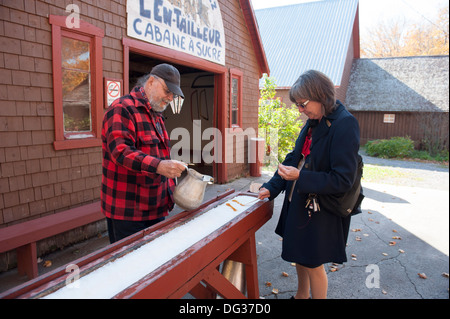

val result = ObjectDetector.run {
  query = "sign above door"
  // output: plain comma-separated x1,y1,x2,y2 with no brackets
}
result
127,0,226,65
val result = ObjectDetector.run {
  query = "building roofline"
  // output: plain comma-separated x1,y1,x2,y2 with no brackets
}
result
239,0,270,77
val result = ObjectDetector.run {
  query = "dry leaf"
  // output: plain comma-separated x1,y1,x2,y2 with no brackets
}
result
382,253,388,256
392,236,402,240
282,272,289,277
351,253,357,258
43,260,52,268
389,241,396,246
392,229,398,233
382,289,387,295
398,249,405,253
272,288,279,295
355,236,362,241
265,282,272,287
442,272,449,278
290,263,296,267
351,228,362,232
330,267,338,272
418,273,427,279
367,211,373,214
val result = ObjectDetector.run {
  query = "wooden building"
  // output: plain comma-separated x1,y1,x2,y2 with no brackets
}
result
0,0,269,272
345,56,449,150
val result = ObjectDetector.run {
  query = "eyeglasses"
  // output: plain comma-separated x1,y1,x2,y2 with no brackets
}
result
154,76,179,99
295,100,310,108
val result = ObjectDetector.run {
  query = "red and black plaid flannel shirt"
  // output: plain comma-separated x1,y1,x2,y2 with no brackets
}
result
101,86,175,221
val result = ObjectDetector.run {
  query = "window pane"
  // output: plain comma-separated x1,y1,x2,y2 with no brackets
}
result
232,110,237,125
62,37,90,71
231,77,239,124
62,71,91,133
61,37,92,135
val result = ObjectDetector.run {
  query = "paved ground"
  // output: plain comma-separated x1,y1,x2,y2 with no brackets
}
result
256,154,449,299
1,154,448,299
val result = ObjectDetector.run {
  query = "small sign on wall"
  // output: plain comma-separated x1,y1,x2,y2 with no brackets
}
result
104,78,123,108
383,114,395,124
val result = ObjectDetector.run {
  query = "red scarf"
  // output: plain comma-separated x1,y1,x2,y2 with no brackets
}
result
301,128,312,157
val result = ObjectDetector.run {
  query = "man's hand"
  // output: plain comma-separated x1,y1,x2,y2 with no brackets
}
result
156,160,187,179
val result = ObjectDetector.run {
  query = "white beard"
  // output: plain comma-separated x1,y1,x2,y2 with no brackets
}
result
150,99,169,113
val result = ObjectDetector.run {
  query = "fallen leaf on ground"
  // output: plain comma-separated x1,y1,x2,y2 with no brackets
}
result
442,273,449,278
272,288,279,295
398,249,405,253
282,272,289,277
389,241,396,246
43,260,52,267
265,282,272,287
418,273,427,279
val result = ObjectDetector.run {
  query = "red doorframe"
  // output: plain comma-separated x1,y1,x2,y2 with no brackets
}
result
122,37,228,183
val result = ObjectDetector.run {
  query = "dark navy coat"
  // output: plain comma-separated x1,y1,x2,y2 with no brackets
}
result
262,101,360,265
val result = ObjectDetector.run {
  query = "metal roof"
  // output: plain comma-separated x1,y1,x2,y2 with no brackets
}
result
255,0,359,87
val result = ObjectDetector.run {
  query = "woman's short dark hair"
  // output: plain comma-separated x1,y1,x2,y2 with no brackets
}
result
289,70,336,115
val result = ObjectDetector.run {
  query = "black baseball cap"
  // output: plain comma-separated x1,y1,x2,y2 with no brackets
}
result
150,63,184,99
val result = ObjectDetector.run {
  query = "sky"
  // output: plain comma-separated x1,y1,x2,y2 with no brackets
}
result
250,0,447,36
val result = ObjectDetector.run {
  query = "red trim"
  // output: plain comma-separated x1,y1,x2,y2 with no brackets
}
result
215,73,227,183
49,15,104,150
238,0,270,76
229,68,243,128
352,4,361,59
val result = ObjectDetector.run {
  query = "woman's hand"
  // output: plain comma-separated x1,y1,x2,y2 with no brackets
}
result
277,163,300,181
258,187,271,200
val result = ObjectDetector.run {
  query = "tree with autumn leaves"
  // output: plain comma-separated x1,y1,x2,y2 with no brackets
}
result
361,4,449,57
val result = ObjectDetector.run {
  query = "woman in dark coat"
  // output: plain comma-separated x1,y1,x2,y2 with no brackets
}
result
258,70,360,299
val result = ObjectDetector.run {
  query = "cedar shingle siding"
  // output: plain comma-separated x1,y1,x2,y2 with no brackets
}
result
1,0,266,270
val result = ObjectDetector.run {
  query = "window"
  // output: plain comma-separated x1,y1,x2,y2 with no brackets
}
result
229,68,243,128
383,114,396,124
49,15,104,150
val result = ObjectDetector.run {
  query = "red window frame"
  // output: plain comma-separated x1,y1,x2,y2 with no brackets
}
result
49,15,104,150
229,68,243,128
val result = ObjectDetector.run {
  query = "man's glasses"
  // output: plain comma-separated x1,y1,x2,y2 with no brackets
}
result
154,76,179,99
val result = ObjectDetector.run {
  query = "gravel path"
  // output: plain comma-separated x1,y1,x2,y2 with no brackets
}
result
360,151,449,191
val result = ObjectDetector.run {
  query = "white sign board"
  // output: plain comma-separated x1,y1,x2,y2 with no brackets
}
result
106,80,122,107
127,0,226,65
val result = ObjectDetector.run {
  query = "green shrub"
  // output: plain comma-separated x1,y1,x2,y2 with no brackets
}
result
259,75,303,163
365,136,414,158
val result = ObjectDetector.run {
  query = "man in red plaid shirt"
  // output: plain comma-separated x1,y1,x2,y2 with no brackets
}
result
101,64,187,243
